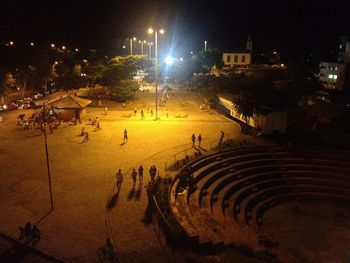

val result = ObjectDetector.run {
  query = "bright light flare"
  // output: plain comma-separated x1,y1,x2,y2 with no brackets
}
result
148,28,154,34
165,55,174,65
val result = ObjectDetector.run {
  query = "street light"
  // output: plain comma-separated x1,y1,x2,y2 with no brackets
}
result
130,37,137,55
148,27,165,120
148,42,153,59
204,40,208,51
139,40,147,55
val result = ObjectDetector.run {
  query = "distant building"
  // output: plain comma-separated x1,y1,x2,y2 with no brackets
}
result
222,35,253,68
49,95,91,121
216,93,287,134
222,51,252,67
319,37,350,91
319,62,349,91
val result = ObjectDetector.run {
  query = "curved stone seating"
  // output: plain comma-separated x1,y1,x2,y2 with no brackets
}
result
252,192,350,229
169,146,350,255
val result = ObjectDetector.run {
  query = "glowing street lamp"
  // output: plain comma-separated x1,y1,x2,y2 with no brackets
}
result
139,40,147,55
30,42,35,47
148,27,165,120
50,43,55,48
204,40,207,51
165,55,174,66
130,37,137,55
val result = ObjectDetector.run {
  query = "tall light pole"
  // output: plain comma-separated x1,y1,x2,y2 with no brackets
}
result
130,37,137,55
148,42,153,59
139,40,147,55
43,102,54,211
204,40,208,51
148,28,165,120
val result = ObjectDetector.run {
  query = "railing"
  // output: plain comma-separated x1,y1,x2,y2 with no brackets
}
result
164,146,194,177
209,134,230,150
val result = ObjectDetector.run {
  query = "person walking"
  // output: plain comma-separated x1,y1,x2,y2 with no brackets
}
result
104,106,108,115
123,129,128,143
116,169,123,192
219,130,224,147
131,168,137,187
198,134,202,147
138,165,144,183
191,134,196,148
30,225,40,246
141,110,144,119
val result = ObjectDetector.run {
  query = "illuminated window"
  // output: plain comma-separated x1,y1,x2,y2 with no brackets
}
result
334,75,338,79
234,55,238,63
328,74,333,79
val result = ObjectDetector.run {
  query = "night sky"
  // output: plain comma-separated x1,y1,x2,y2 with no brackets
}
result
0,0,349,57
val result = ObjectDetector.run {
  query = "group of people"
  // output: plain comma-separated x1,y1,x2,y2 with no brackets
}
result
191,133,203,148
89,117,100,129
133,108,154,119
115,164,158,192
18,222,41,246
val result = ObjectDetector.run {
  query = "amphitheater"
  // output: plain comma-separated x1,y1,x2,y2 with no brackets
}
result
169,145,350,263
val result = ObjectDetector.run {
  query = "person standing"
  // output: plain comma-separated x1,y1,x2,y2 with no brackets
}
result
123,129,128,143
131,168,137,187
166,109,169,118
191,134,196,148
219,130,224,147
138,165,144,183
198,134,202,147
141,110,144,119
104,106,108,115
116,169,123,191
150,109,153,117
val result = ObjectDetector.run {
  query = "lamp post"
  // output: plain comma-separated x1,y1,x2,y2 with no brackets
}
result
148,42,153,59
43,102,54,211
148,28,165,120
130,37,137,55
204,40,208,51
139,40,147,55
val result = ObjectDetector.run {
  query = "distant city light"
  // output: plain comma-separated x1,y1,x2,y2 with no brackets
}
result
159,29,165,34
62,46,66,50
51,43,55,48
122,45,126,49
148,28,154,34
30,42,34,46
165,55,174,65
133,37,137,41
75,48,79,52
9,41,14,46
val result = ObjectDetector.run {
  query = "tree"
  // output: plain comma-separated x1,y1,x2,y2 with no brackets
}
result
110,80,140,101
233,90,256,123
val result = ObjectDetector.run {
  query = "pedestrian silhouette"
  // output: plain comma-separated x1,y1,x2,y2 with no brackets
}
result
141,110,144,119
131,168,137,187
219,130,224,147
19,222,31,242
116,169,123,192
30,225,40,246
198,134,202,147
191,134,196,148
123,129,128,143
138,165,144,183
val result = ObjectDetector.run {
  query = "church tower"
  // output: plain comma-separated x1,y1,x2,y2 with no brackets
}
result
246,34,253,52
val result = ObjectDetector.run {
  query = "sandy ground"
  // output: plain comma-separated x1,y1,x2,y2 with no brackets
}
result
0,91,242,262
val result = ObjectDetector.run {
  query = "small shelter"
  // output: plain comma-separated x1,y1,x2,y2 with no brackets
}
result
49,95,91,121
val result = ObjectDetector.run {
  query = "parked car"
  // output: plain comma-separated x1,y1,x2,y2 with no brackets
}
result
1,103,18,111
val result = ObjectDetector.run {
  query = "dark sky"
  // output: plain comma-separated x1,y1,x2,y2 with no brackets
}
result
0,0,349,57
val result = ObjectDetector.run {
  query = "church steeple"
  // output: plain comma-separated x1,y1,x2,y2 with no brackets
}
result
246,34,253,52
